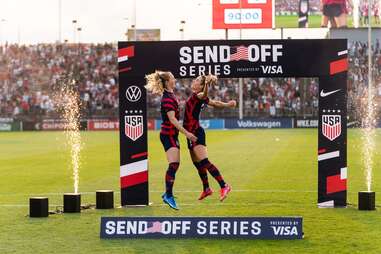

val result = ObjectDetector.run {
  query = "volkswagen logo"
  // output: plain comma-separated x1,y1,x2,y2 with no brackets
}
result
126,86,142,102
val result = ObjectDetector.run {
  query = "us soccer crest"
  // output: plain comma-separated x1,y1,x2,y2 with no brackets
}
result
322,115,341,141
125,115,143,141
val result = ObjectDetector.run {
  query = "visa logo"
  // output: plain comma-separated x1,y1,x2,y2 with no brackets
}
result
271,226,298,236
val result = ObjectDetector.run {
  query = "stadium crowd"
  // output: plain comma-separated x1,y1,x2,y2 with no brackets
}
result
275,0,320,13
146,77,319,118
0,40,380,119
348,39,381,120
0,43,117,119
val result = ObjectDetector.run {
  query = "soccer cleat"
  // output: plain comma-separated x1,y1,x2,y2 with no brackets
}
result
162,193,179,210
198,188,213,200
220,184,231,201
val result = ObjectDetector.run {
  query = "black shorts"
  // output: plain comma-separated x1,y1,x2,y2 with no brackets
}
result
187,127,206,150
160,133,180,152
323,4,345,18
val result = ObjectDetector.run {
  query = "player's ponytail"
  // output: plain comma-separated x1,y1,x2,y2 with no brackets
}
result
145,70,170,95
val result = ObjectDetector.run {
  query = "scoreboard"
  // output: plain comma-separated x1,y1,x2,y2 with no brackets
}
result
212,0,274,29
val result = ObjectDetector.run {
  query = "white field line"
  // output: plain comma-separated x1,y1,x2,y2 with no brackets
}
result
0,202,312,208
0,189,363,208
0,189,315,207
0,189,316,197
0,204,61,207
1,189,367,197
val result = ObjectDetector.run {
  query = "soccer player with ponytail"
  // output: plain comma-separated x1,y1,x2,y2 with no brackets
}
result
183,74,236,201
145,70,197,210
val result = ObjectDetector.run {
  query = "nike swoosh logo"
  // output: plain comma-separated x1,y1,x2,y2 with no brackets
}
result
320,89,341,97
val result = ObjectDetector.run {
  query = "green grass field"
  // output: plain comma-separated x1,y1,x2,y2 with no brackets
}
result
276,15,381,28
1,129,381,253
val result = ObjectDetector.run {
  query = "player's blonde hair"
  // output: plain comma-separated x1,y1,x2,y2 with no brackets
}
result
198,74,217,89
145,70,171,95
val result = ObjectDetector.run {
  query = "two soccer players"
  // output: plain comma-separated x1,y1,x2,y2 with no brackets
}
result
145,71,236,210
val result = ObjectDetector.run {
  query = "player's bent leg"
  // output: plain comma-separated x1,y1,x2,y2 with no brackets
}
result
190,150,211,190
196,149,231,201
190,149,213,200
192,144,208,161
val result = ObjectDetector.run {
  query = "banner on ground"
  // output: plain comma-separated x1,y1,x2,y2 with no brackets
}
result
100,217,303,239
225,118,293,129
0,118,13,123
295,118,318,128
0,121,21,131
32,119,87,131
86,119,155,131
88,120,119,131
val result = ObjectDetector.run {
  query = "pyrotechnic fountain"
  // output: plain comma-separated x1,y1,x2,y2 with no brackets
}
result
54,78,82,213
359,87,377,210
358,7,377,210
360,89,377,193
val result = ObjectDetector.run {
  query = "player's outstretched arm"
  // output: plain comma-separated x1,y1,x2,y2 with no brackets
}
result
167,111,197,142
208,99,236,109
